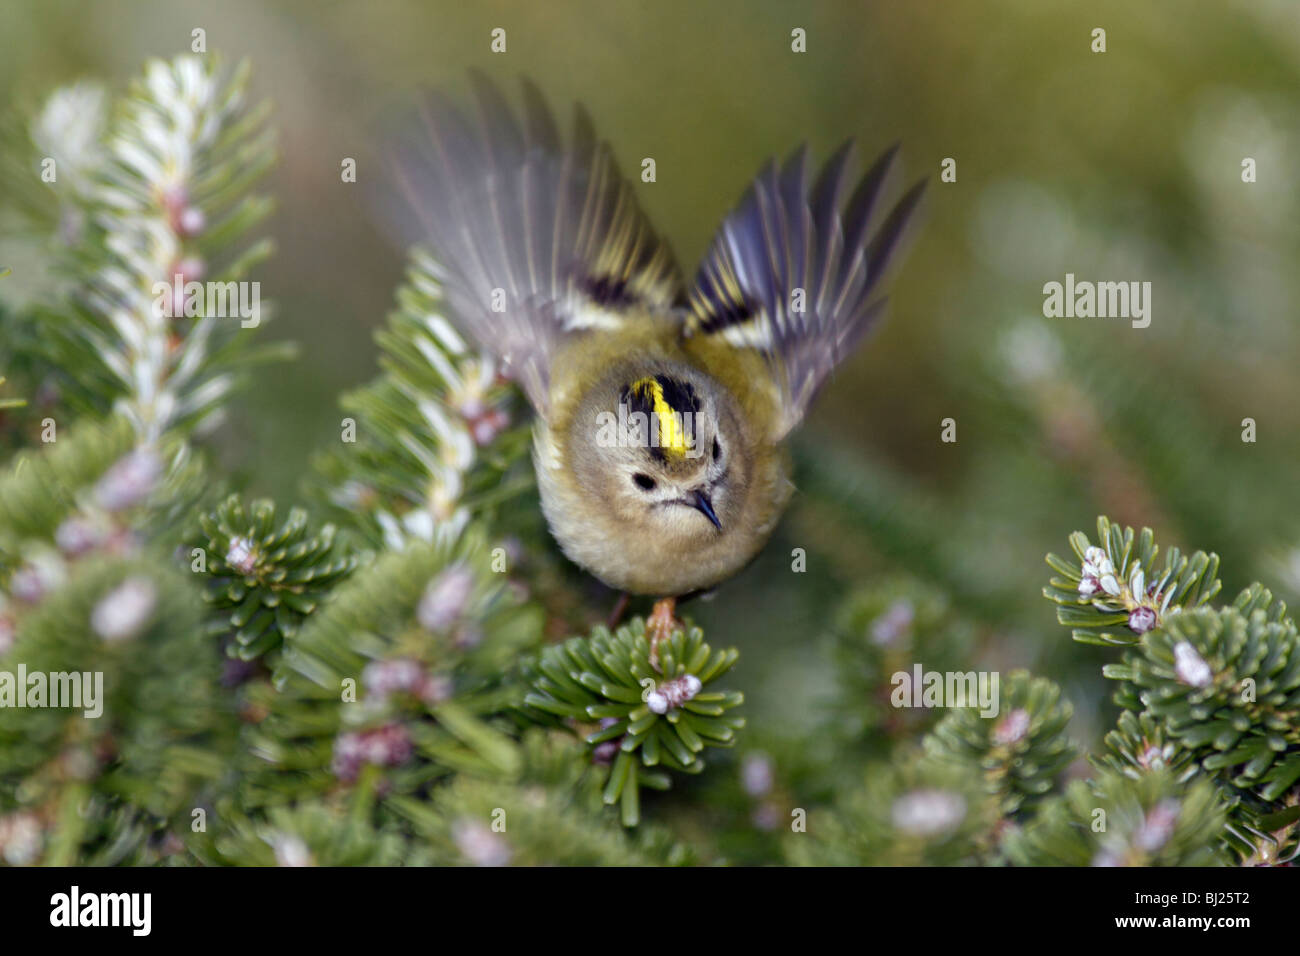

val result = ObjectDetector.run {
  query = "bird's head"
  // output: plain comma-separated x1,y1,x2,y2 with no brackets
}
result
571,367,749,546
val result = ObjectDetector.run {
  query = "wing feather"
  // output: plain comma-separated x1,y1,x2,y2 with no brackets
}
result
377,74,683,414
685,142,925,438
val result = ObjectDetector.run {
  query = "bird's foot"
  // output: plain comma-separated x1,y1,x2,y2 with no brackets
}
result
646,597,679,672
607,592,631,630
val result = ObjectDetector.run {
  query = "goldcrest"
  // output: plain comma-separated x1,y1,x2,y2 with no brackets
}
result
382,75,924,603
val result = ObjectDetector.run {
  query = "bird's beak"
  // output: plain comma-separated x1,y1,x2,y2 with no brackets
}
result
692,489,722,530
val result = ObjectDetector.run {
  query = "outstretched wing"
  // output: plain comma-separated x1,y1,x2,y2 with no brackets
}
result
685,142,925,439
377,73,683,414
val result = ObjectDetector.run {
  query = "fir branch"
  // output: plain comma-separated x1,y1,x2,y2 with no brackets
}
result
1094,709,1197,784
387,730,690,865
523,619,745,827
1044,515,1221,646
785,756,998,866
0,416,136,551
0,86,106,240
313,250,529,551
193,494,357,662
0,415,209,601
1004,768,1229,867
0,554,226,865
1043,517,1300,862
235,529,542,815
1122,606,1300,799
821,577,978,762
1120,604,1300,861
26,55,286,442
922,670,1076,817
203,801,411,866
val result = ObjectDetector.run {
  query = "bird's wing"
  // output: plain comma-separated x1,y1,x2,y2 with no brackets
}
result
377,73,683,415
684,142,925,439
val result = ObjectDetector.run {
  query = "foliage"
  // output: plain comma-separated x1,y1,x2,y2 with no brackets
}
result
0,48,1295,868
1034,517,1300,863
25,56,287,442
193,494,356,661
821,577,977,762
1044,516,1222,647
785,756,998,866
524,620,745,825
923,670,1076,817
1003,769,1230,867
310,250,531,552
0,554,225,865
0,272,20,413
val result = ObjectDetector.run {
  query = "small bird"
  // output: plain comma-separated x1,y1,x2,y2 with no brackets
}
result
381,75,924,649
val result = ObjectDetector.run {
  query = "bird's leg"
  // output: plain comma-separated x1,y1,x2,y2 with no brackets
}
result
646,596,679,672
607,592,631,629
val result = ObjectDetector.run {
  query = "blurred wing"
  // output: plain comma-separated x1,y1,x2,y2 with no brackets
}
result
378,73,683,414
685,142,925,438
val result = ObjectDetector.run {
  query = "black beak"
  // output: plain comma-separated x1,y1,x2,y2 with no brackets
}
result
692,490,722,530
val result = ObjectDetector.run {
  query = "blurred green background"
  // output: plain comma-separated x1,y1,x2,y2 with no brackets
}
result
3,0,1299,759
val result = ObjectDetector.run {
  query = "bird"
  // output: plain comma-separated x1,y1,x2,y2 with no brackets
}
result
378,74,925,654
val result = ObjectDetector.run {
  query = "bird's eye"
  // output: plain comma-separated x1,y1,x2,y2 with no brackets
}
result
632,473,657,491
712,437,721,461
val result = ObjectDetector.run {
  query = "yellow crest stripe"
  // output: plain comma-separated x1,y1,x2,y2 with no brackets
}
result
631,377,689,457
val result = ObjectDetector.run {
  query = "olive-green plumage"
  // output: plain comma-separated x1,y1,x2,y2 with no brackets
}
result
381,73,924,597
